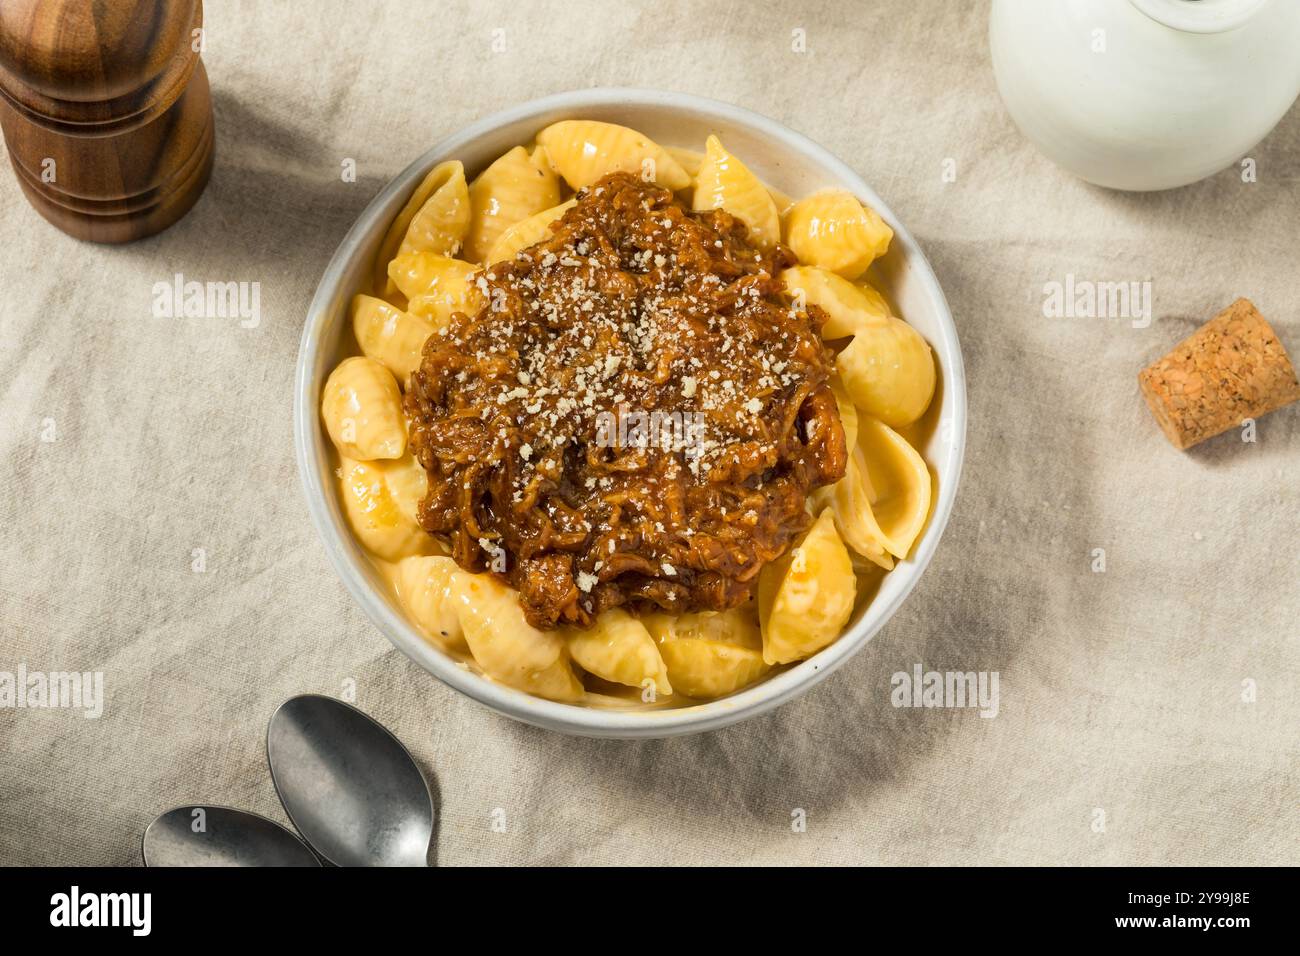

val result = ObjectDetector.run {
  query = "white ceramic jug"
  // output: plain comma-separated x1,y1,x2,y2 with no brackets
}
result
989,0,1300,191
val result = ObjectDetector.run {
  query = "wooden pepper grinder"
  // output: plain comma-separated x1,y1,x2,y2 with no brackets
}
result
0,0,214,243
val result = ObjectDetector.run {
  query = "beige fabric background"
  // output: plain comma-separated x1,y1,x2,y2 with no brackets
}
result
1,0,1296,866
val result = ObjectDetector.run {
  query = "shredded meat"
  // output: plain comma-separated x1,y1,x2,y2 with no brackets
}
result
405,172,846,629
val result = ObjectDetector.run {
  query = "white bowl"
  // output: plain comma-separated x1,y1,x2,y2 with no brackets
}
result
294,88,967,738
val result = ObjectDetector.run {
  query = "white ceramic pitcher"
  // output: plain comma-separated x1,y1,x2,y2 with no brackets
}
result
989,0,1300,191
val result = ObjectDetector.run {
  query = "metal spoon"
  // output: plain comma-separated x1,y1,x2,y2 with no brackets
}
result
142,805,321,866
266,694,434,867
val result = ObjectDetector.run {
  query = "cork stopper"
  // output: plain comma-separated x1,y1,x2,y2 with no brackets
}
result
1138,298,1300,450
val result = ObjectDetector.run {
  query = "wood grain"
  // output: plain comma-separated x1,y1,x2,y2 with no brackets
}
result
0,0,214,242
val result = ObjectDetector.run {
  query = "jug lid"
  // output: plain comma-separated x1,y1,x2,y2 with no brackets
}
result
1129,0,1270,34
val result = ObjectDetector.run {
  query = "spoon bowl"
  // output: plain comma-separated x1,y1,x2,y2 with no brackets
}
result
142,805,320,866
267,694,433,867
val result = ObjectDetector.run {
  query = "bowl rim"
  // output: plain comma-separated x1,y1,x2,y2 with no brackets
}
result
293,86,967,738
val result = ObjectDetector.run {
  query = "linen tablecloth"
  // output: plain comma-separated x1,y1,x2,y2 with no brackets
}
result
1,0,1296,866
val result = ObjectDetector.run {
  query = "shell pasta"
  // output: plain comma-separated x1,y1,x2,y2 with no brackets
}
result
329,121,938,709
536,120,691,192
692,134,780,249
785,189,894,279
462,146,560,264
